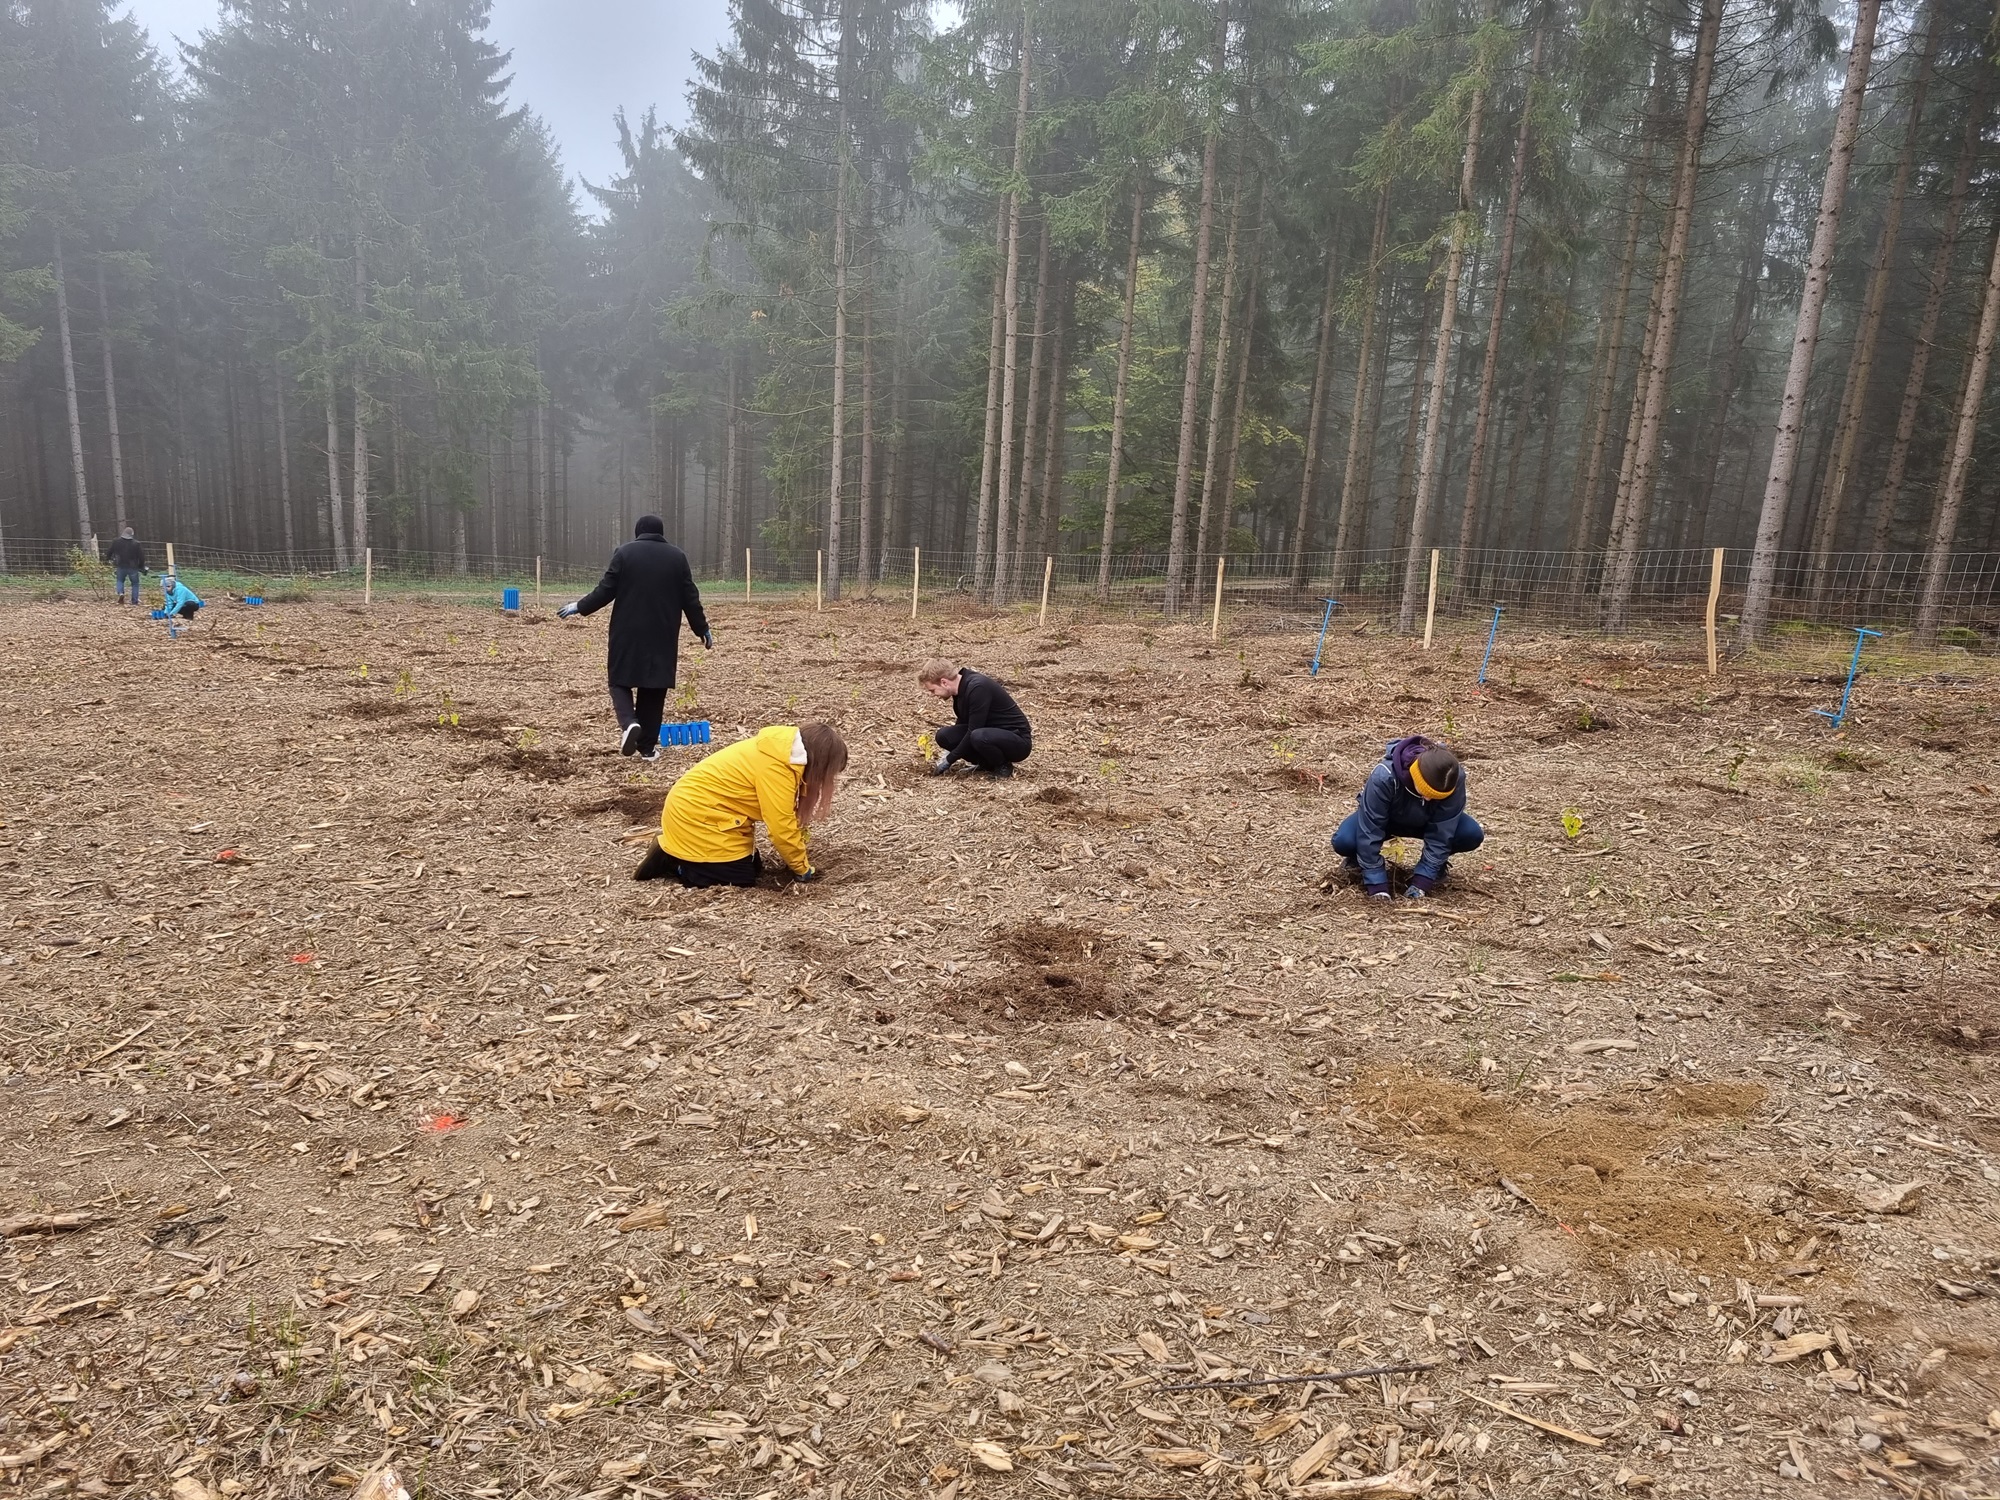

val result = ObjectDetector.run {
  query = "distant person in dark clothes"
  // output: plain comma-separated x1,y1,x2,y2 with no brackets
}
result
918,659,1032,778
159,574,203,621
558,514,711,761
106,526,145,604
1332,737,1483,900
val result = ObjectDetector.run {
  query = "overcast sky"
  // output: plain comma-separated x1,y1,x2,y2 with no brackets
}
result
120,0,733,200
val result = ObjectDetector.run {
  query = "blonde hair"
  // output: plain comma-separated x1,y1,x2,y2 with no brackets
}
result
917,658,958,686
795,723,848,825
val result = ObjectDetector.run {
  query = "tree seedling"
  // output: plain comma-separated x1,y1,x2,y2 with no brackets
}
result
1560,807,1585,841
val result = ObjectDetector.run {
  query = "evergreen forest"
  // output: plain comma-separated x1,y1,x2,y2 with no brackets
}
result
6,0,2000,637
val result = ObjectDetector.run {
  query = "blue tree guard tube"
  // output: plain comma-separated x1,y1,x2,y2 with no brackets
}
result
1813,627,1880,730
1310,598,1340,677
1477,605,1503,685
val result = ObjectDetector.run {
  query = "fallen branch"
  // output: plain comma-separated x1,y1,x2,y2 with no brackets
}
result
1156,1360,1436,1393
1463,1391,1604,1447
0,1212,94,1239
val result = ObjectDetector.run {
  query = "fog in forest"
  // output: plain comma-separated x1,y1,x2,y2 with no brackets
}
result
6,0,1999,639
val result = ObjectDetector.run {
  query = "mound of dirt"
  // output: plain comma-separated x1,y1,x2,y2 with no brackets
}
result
1350,1069,1773,1271
943,920,1120,1024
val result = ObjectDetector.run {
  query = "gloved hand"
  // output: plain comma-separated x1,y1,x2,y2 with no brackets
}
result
792,867,820,884
556,601,579,619
932,750,955,774
1365,884,1392,902
1406,873,1437,897
701,628,715,650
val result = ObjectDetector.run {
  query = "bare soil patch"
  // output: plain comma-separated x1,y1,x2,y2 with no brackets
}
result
3,598,1998,1500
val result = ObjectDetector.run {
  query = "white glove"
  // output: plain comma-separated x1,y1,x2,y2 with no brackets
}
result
932,750,954,774
557,601,579,619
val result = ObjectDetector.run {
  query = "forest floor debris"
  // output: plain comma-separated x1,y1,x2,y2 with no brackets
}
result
3,597,1999,1498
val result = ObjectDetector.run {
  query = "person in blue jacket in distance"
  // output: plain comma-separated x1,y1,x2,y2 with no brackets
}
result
159,574,204,621
1332,736,1483,899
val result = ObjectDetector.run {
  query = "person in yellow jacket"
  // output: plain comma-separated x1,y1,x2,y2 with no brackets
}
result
634,723,849,887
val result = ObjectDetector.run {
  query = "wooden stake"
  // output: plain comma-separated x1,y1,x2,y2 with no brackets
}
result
533,554,541,615
1038,555,1054,628
911,546,921,621
1421,548,1440,649
365,547,374,607
1705,546,1725,676
165,542,175,575
745,547,752,601
1210,554,1226,641
816,549,824,612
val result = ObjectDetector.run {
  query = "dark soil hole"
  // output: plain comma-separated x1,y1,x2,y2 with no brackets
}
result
989,920,1122,1022
1032,786,1078,806
571,787,662,823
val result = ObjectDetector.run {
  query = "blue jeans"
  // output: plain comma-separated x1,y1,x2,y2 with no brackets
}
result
115,569,140,604
1332,811,1485,869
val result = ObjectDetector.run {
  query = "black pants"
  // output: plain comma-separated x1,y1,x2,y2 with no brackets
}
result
937,724,1030,772
609,680,668,753
175,602,199,620
633,842,759,888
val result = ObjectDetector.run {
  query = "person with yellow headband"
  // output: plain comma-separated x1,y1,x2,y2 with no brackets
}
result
1332,736,1483,899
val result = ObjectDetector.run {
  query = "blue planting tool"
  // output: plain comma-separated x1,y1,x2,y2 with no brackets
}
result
658,721,712,747
501,586,521,612
245,596,263,606
1813,627,1881,730
1309,598,1340,677
1476,605,1503,686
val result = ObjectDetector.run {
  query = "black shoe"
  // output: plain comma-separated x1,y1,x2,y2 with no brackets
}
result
988,762,1014,778
633,842,676,881
620,723,642,757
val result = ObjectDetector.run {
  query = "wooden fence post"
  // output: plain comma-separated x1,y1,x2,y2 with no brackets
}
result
533,554,541,615
816,550,823,612
1421,548,1440,650
165,542,176,576
1038,556,1054,629
745,547,751,601
1210,555,1226,642
911,546,920,622
1706,547,1725,676
365,547,374,608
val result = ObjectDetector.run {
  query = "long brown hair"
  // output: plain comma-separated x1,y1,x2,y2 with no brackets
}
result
795,723,848,825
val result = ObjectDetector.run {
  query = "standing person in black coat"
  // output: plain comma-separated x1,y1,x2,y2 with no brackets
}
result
918,659,1033,777
105,526,146,605
558,515,712,760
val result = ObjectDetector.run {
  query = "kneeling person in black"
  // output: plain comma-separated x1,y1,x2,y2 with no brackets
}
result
919,659,1032,777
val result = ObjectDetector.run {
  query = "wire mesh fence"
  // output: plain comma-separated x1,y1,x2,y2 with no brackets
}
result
7,535,1996,666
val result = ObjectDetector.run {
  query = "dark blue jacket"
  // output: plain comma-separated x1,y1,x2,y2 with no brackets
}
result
1350,736,1467,886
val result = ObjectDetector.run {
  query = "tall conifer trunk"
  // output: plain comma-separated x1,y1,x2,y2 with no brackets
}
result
1397,31,1491,633
94,257,127,526
974,206,1007,592
1097,186,1146,600
1808,0,1940,595
1039,294,1068,561
990,17,1032,602
1742,0,1883,641
1602,0,1722,628
1457,20,1544,562
351,237,368,562
324,375,347,569
274,361,295,565
1333,184,1391,582
1915,222,2000,638
858,288,875,592
1012,221,1053,592
52,229,93,548
1290,241,1341,585
1196,138,1251,591
1164,0,1228,616
1864,53,1990,593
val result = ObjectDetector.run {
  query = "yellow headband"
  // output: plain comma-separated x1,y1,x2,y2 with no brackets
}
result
1409,759,1453,800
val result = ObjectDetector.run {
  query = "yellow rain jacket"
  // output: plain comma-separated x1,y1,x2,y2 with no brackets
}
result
657,725,812,874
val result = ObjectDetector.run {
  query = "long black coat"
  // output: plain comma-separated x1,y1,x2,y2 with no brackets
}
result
574,536,710,689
